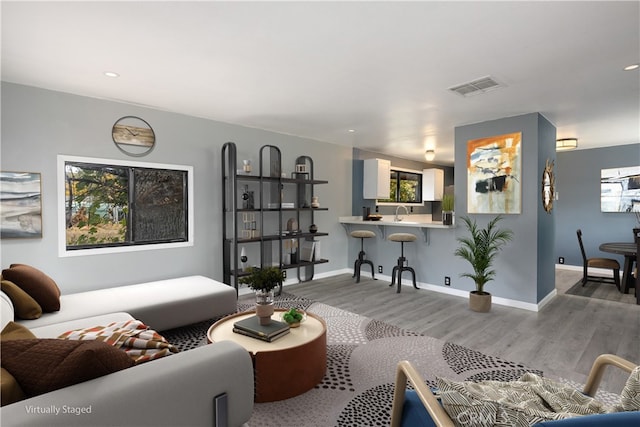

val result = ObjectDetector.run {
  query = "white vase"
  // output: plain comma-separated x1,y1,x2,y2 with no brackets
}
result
255,289,275,325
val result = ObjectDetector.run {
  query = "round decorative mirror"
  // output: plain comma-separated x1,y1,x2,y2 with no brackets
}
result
542,159,555,213
112,116,155,157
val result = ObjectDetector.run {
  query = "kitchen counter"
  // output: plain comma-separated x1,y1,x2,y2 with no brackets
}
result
338,215,455,242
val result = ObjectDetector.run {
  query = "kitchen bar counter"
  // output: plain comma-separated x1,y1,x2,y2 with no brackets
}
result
338,215,455,242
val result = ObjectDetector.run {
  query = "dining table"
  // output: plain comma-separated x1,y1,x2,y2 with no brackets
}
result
599,242,638,304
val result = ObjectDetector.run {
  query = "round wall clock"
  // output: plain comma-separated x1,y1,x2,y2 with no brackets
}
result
112,116,155,157
542,159,555,213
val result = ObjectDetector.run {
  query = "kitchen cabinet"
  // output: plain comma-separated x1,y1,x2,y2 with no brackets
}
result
422,168,444,201
363,158,391,199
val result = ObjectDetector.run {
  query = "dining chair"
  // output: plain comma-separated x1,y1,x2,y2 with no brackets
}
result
576,229,621,290
390,354,639,427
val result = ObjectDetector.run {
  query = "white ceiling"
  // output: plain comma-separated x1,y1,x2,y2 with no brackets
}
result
2,1,639,165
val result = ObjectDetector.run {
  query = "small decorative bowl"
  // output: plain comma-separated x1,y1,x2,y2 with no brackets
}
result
280,309,307,328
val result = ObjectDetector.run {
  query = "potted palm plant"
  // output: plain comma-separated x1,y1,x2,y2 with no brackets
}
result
441,194,454,225
454,215,513,312
239,266,284,325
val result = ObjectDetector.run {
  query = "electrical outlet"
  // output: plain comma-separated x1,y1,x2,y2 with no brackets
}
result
558,257,565,264
445,276,451,286
282,270,287,279
378,265,383,274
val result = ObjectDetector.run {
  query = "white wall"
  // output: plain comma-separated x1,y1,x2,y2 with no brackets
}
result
1,83,352,293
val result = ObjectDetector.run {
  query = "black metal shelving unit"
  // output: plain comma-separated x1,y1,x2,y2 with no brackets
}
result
221,142,329,293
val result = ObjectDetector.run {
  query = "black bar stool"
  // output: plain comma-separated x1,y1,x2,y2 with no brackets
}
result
388,232,418,293
350,230,376,282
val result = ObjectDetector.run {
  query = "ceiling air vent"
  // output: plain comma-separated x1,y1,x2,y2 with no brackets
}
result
448,76,504,97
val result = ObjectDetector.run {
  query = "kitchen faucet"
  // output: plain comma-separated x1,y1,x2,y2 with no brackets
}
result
395,205,409,221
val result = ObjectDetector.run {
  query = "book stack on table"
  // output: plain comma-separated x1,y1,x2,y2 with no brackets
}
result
233,316,290,342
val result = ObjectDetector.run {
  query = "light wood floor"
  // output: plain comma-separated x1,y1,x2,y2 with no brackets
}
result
281,268,639,393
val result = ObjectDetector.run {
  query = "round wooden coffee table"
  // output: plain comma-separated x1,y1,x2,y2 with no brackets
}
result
207,309,326,402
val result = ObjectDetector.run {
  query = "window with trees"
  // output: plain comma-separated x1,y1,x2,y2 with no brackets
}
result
58,155,193,256
377,168,423,205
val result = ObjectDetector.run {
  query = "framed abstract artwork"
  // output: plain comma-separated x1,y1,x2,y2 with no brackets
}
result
601,165,640,212
467,132,522,214
0,171,43,238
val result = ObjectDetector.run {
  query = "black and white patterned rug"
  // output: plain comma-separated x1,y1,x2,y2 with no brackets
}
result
159,292,614,427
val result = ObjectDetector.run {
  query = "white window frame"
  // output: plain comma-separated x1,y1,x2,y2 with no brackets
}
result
57,155,194,257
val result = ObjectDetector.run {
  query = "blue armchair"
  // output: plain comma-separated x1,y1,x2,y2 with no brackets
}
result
390,354,638,427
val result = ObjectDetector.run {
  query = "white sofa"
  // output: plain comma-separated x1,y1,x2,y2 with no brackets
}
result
11,275,239,332
0,276,254,427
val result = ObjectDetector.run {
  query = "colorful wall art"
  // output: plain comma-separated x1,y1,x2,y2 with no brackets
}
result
601,165,640,212
0,171,42,238
467,132,522,214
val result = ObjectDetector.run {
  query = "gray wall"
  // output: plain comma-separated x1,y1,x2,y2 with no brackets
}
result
454,113,555,304
555,144,640,267
1,83,352,294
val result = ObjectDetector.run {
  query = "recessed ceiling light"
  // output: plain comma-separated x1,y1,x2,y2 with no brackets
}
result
348,129,356,133
104,71,120,78
624,64,639,71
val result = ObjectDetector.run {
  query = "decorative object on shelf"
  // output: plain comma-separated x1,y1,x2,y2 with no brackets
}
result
0,171,42,239
295,163,308,173
241,212,257,239
311,196,320,208
240,247,248,271
242,160,252,174
286,217,298,233
541,159,555,213
281,308,306,328
293,172,309,181
467,132,521,214
454,215,513,312
309,224,318,233
441,194,454,225
284,239,298,264
300,240,316,262
239,267,284,326
112,116,155,157
241,185,255,209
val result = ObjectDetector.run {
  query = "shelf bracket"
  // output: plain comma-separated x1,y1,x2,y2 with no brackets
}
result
420,227,430,244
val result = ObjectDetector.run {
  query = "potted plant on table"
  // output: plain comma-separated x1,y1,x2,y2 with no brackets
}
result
454,215,513,312
239,266,284,325
441,194,455,225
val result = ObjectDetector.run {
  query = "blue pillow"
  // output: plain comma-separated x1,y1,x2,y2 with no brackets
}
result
533,411,640,426
400,390,438,427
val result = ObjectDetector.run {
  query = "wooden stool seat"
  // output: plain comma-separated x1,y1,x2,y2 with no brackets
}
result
350,230,376,239
387,233,418,293
351,230,376,283
388,233,417,243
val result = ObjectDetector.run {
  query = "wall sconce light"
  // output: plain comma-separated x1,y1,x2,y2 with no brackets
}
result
556,138,578,151
425,149,435,161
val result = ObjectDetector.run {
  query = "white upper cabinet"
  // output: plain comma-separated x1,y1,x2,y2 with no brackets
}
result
363,158,391,199
422,168,444,201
